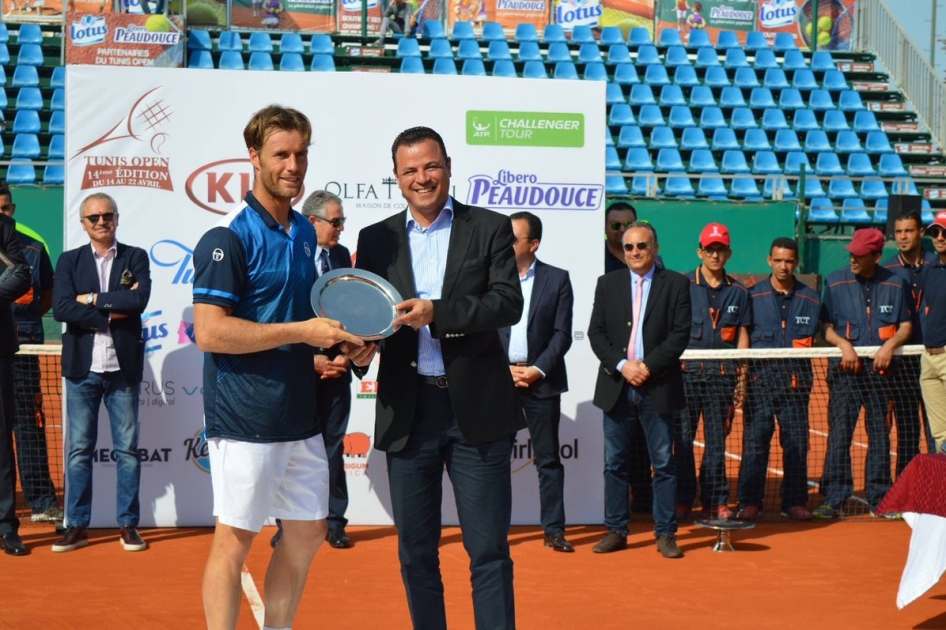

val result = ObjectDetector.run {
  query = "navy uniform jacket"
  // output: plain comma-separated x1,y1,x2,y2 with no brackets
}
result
882,251,936,344
684,266,751,377
12,228,54,344
0,214,32,358
919,260,946,348
821,266,911,349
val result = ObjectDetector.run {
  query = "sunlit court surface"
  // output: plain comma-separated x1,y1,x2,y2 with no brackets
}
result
6,519,945,629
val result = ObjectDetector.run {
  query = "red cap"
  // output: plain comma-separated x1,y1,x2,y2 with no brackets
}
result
845,228,886,256
927,211,946,232
699,223,730,248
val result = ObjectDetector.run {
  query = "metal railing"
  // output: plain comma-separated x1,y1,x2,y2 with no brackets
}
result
856,0,946,150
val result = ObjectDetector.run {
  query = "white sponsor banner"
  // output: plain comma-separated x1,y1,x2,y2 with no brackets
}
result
66,66,604,527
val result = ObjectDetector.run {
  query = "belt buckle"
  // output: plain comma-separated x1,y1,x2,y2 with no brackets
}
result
435,375,448,388
512,362,528,367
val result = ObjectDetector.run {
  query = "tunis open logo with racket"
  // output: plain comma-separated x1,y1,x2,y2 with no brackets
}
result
72,86,175,192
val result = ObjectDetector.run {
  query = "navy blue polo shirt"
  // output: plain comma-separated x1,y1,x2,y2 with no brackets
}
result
686,266,751,350
193,192,320,443
821,266,910,347
882,251,936,344
920,259,946,347
12,230,54,343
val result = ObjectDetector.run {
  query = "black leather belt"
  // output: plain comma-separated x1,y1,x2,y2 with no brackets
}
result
419,375,449,388
510,362,528,367
927,346,946,356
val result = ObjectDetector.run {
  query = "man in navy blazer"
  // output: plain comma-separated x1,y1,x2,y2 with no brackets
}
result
499,211,574,552
51,192,151,553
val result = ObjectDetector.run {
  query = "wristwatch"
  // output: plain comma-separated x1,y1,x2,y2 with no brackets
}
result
86,293,95,305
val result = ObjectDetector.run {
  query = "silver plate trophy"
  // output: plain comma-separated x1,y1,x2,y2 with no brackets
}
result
310,268,404,340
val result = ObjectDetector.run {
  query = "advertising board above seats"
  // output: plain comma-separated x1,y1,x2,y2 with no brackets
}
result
65,11,185,67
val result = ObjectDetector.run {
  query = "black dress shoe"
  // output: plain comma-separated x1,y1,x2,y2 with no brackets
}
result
544,531,574,553
1,532,28,556
592,531,627,554
326,527,351,549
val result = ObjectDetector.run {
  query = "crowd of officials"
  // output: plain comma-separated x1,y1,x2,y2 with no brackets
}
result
1,108,945,630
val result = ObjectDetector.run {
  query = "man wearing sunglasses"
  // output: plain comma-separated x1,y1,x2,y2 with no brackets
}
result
589,222,691,558
51,192,152,553
919,212,946,457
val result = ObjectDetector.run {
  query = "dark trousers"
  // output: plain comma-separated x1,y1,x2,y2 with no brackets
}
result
518,392,565,535
11,355,57,512
676,370,736,507
0,358,18,535
387,383,516,630
318,376,351,530
890,355,928,475
628,420,654,513
821,361,892,510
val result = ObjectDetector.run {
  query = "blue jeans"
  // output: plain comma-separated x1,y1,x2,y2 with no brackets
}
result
519,393,566,536
603,384,677,537
676,369,735,507
820,361,892,510
65,371,141,528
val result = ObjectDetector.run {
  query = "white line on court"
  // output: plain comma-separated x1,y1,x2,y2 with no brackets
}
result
241,564,265,629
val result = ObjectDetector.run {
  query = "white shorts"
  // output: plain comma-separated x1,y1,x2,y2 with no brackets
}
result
208,435,329,532
677,9,688,19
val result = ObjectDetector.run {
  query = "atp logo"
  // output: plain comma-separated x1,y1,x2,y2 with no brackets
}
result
470,117,491,139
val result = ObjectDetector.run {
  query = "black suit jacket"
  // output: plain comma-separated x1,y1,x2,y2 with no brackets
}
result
498,259,573,399
53,242,152,384
320,243,353,384
0,214,32,359
588,266,691,415
355,199,526,452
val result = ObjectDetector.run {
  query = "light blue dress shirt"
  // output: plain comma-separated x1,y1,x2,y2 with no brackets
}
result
616,265,655,372
507,261,535,364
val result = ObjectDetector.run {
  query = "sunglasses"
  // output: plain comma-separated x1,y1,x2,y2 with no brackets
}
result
84,212,117,225
315,216,346,228
623,242,651,252
0,204,14,212
701,247,729,256
930,227,946,239
609,221,634,231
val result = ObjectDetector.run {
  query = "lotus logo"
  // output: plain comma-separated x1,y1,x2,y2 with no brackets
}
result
185,158,305,215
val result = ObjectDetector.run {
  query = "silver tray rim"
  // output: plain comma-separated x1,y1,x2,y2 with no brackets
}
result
310,268,403,340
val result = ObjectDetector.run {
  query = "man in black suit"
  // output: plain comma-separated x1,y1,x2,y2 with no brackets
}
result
51,192,152,553
498,211,574,552
351,126,524,630
0,210,32,556
588,221,691,558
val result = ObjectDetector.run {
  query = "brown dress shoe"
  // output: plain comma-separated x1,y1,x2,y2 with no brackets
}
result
119,526,147,552
52,526,89,553
544,531,574,553
592,531,627,554
656,534,684,559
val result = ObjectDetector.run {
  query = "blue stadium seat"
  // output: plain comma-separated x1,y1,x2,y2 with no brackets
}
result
891,179,921,196
689,149,718,172
773,32,797,52
16,24,43,45
399,57,424,74
606,146,622,171
680,127,709,150
248,52,274,71
791,109,820,132
753,49,779,71
761,108,789,131
688,85,715,108
397,38,422,58
815,152,844,176
841,198,872,223
745,31,768,50
457,39,483,61
628,27,652,47
720,150,750,174
11,66,39,90
846,153,875,177
688,30,711,49
248,32,273,53
743,128,771,151
860,179,888,200
763,176,795,199
600,26,624,45
656,148,686,172
749,88,776,109
624,147,654,170
730,176,761,197
517,41,542,62
828,178,858,199
751,151,781,175
664,46,690,67
492,60,517,77
553,61,579,80
279,53,305,72
716,30,739,49
644,64,671,86
50,66,65,89
698,175,728,196
811,51,836,72
724,48,749,69
808,89,835,110
546,42,571,63
6,160,35,185
584,62,609,81
428,38,454,59
823,70,848,91
763,67,790,90
423,20,447,40
188,50,213,69
310,34,335,55
636,45,660,66
311,54,336,72
630,175,657,196
773,129,802,152
835,131,863,153
718,87,746,109
797,177,826,199
578,42,602,63
12,110,40,134
629,83,656,106
865,131,893,154
514,23,539,43
487,40,512,61
43,164,64,185
50,88,64,111
664,175,695,196
433,58,457,75
571,25,595,45
606,83,625,105
852,110,880,133
804,129,832,152
668,105,696,128
606,176,629,195
695,47,720,68
778,89,805,110
673,65,700,87
700,107,728,130
792,69,819,92
462,59,487,76
609,103,635,126
784,152,812,175
218,32,243,52
12,134,40,159
48,111,64,135
188,29,213,53
452,21,476,41
782,49,808,71
838,90,865,112
658,28,683,47
649,126,678,150
638,105,666,127
523,60,548,79
822,110,850,133
659,85,686,107
541,23,566,44
279,33,304,55
614,64,640,85
808,197,839,223
608,44,632,65
730,107,758,130
482,22,506,42
0,88,8,110
878,153,908,177
47,134,64,160
734,67,761,89
15,87,42,111
703,66,731,88
0,23,8,44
